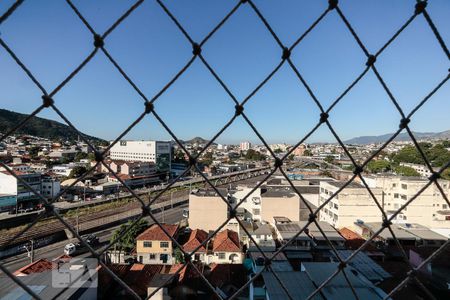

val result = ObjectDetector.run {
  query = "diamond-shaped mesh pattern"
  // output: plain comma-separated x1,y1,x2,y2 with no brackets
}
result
0,0,449,299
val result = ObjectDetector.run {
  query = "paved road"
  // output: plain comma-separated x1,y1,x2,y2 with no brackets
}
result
0,204,187,276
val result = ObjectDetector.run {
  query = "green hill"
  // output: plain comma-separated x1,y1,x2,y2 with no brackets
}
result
0,109,105,143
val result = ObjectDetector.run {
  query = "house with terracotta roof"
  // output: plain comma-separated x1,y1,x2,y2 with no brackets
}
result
136,223,179,265
182,229,209,263
211,229,243,264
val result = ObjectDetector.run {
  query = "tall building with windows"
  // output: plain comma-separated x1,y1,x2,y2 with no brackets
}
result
319,181,383,229
109,140,171,172
240,141,251,151
364,175,450,229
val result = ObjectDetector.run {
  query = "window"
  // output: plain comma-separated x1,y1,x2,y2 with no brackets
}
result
443,204,448,209
218,253,225,259
149,254,156,260
160,241,169,248
401,195,407,200
252,209,260,215
143,241,152,248
392,183,397,187
334,203,338,209
401,184,407,189
138,256,143,263
394,193,399,198
255,235,261,239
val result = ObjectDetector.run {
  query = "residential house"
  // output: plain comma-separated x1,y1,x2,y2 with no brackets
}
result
183,229,209,263
136,224,179,265
211,229,243,264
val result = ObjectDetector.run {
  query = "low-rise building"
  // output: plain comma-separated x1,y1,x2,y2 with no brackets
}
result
0,170,42,210
136,224,179,265
211,229,243,264
182,229,209,263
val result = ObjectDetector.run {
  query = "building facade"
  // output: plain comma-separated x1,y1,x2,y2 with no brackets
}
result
0,171,42,210
364,175,450,229
136,224,179,265
109,140,171,172
319,181,383,229
188,189,229,232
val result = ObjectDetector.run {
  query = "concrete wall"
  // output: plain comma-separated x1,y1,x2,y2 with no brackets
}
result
261,195,300,224
0,172,17,195
188,194,228,231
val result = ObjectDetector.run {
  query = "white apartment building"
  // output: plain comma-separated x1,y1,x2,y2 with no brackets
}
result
231,186,262,222
319,181,383,229
240,141,251,151
0,171,42,209
109,140,171,172
364,175,450,229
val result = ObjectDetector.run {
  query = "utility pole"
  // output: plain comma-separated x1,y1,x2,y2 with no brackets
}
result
76,207,79,235
24,239,34,264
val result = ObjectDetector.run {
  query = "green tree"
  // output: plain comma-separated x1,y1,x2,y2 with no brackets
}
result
394,166,420,177
69,166,88,178
441,168,450,180
174,247,185,263
303,149,312,157
74,152,88,162
245,149,266,161
324,155,334,164
28,146,40,159
288,154,295,161
200,152,213,166
111,219,149,254
87,153,96,161
366,160,391,173
273,148,283,154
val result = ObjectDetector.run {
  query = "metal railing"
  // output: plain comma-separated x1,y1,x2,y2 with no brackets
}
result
0,0,449,299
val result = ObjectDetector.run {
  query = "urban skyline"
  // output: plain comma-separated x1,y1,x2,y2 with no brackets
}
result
1,0,449,144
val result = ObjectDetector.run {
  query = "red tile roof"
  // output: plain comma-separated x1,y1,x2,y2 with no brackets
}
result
213,229,240,252
183,229,209,252
124,264,163,296
136,224,179,241
208,263,247,288
14,259,54,276
166,263,188,282
339,227,377,251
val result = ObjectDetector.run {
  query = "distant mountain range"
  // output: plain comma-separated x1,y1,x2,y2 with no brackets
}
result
344,130,450,144
0,109,105,143
180,137,217,145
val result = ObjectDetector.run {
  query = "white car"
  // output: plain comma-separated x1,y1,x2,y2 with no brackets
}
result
64,243,76,256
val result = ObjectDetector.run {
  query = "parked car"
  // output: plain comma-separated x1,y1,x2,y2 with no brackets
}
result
64,234,99,256
83,234,99,246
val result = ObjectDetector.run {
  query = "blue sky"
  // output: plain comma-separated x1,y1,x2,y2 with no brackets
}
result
0,0,449,144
